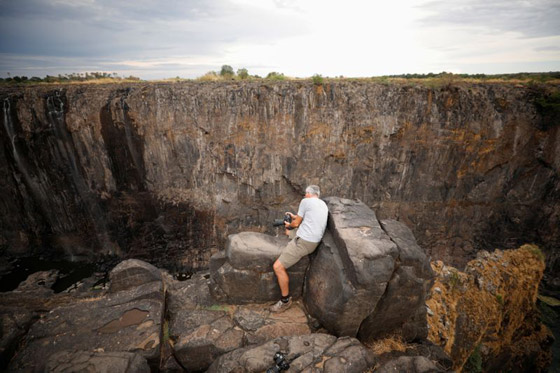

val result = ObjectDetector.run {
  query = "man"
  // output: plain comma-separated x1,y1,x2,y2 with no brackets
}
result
271,185,328,313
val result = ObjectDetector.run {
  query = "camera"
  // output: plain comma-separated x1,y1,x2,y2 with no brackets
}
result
266,351,290,373
273,214,293,229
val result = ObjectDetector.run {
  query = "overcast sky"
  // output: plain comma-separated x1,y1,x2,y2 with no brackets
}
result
0,0,559,79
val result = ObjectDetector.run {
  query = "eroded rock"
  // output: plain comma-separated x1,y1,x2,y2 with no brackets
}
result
358,219,434,342
45,350,150,373
426,245,553,371
0,309,35,369
165,271,312,372
209,232,309,304
109,259,162,293
377,356,445,373
206,333,375,373
304,197,433,340
171,309,244,372
13,269,59,296
9,267,164,371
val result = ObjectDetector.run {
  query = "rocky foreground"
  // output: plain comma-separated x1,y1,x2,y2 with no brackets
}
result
0,198,553,372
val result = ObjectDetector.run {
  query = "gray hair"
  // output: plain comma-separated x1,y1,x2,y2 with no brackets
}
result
306,185,321,197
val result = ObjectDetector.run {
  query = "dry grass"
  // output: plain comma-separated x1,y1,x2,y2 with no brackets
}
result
367,334,407,355
2,78,145,86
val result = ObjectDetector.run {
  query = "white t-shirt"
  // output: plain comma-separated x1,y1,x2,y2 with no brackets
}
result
296,197,328,243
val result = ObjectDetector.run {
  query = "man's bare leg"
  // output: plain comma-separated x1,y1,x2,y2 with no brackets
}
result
273,259,289,297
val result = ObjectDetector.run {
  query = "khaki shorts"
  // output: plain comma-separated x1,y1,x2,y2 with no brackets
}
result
277,236,320,269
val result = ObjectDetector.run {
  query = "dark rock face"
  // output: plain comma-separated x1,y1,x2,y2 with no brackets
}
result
0,82,558,283
304,197,433,340
206,333,375,373
0,309,34,369
209,232,309,303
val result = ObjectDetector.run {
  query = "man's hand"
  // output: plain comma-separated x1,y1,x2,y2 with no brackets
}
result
285,212,302,229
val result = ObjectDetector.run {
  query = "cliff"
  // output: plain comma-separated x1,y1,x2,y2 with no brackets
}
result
1,81,558,276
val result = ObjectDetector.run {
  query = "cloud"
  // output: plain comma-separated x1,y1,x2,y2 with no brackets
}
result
534,45,560,52
0,0,558,79
419,0,560,38
0,0,227,23
0,0,307,59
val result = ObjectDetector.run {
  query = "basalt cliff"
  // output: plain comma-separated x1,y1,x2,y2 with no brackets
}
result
0,81,558,283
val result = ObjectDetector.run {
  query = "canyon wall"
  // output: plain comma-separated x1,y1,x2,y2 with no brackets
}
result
0,81,558,277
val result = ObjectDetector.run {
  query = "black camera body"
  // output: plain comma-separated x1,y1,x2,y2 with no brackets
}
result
266,352,290,373
273,214,293,229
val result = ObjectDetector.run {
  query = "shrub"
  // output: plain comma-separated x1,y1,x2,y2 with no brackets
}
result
449,269,460,290
266,72,285,81
312,74,324,85
163,319,170,343
534,90,560,129
464,343,483,372
197,71,220,82
496,294,504,306
520,244,545,262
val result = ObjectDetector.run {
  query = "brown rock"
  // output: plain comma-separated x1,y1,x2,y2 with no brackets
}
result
8,280,164,372
304,197,433,341
109,259,162,293
170,309,245,372
45,350,150,373
426,245,553,371
207,333,375,373
209,232,309,304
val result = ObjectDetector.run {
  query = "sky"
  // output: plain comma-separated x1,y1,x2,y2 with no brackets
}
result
0,0,559,80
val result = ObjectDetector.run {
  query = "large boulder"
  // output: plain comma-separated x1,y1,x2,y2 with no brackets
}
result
304,197,434,340
358,219,434,342
209,232,309,304
206,333,375,373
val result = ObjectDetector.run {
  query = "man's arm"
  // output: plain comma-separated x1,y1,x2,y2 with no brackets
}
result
285,212,302,229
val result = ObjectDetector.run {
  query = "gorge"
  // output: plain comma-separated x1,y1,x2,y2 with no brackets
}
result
1,80,558,284
1,79,559,371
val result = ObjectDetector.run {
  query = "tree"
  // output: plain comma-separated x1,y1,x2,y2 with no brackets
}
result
237,68,249,80
220,65,234,77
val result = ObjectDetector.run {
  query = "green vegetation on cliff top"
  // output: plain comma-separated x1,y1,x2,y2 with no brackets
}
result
1,69,559,86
